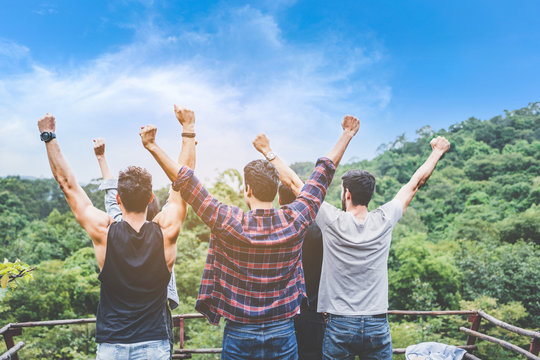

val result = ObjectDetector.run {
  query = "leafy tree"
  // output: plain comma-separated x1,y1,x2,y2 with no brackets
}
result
1,103,540,357
457,240,540,325
389,233,461,311
497,204,540,244
0,259,33,293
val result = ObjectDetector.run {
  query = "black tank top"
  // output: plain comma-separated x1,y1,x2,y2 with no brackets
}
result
96,221,171,344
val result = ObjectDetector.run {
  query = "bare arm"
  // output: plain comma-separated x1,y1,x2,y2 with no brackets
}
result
253,115,360,196
394,136,450,213
252,134,304,195
142,129,182,182
93,138,113,179
325,115,359,167
143,106,196,244
38,114,112,264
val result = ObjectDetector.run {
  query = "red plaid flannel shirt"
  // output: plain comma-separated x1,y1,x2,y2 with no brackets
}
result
172,157,336,324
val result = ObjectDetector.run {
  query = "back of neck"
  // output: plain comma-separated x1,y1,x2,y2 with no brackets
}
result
347,204,368,222
249,199,274,211
122,212,148,232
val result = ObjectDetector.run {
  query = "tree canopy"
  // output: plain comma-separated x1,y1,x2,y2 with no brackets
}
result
1,103,539,359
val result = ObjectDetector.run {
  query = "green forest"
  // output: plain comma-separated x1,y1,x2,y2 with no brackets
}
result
1,103,539,359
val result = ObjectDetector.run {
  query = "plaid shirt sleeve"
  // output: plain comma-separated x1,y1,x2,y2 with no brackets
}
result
285,157,336,224
172,166,243,233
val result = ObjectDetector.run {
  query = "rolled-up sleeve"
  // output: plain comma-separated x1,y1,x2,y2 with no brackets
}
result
287,157,336,225
172,166,243,233
99,178,122,222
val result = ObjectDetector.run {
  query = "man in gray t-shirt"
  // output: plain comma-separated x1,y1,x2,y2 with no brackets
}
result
315,198,402,317
254,133,450,360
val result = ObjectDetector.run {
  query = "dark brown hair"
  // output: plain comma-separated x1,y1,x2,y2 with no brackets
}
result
278,183,296,205
118,166,153,213
146,195,160,220
243,160,279,202
341,170,376,206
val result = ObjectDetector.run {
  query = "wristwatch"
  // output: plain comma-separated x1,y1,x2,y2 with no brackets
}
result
40,132,56,143
265,151,276,161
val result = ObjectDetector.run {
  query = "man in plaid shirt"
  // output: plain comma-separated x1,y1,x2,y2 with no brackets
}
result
143,113,359,359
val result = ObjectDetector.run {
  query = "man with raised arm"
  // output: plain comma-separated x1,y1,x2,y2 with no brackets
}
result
37,106,195,360
253,134,451,360
142,115,359,360
92,109,192,357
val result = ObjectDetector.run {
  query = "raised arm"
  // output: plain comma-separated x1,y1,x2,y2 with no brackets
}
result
174,105,196,171
93,138,122,221
394,136,450,213
93,138,113,179
38,114,112,261
142,105,196,244
142,128,182,182
142,109,240,233
252,134,304,195
326,115,360,166
253,115,360,196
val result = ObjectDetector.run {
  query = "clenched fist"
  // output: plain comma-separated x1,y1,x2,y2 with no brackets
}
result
253,133,271,155
430,136,450,155
38,113,56,133
342,115,360,136
93,138,105,157
140,125,157,149
174,105,195,130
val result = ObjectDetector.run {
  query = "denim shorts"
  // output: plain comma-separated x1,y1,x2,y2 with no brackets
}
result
322,314,392,360
222,318,298,360
96,339,170,360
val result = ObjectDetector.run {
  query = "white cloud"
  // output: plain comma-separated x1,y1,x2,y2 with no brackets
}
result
0,38,30,59
0,5,391,188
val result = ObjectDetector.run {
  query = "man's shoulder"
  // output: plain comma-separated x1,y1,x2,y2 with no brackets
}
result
370,199,403,225
320,201,341,214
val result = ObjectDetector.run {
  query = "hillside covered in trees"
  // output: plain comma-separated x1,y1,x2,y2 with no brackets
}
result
1,103,539,359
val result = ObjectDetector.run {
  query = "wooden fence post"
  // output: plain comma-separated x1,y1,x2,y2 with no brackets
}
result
2,327,22,360
466,314,482,346
531,337,540,356
179,317,185,349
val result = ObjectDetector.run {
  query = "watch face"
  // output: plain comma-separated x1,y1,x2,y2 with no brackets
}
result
266,151,276,161
40,132,55,142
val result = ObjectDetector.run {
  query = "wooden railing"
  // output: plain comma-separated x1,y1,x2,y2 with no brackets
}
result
1,310,539,360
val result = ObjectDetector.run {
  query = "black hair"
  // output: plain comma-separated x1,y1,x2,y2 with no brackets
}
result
146,195,160,221
117,166,153,213
341,170,376,206
278,183,296,205
243,160,279,202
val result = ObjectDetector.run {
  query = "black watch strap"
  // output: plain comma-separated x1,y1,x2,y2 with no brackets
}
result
40,132,56,143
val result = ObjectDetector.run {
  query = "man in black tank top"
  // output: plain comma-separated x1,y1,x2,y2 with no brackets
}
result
38,105,196,359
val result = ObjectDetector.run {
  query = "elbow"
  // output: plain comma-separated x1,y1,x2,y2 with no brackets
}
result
416,178,427,190
57,177,73,193
292,178,304,189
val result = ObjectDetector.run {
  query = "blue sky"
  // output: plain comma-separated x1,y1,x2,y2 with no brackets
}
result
1,0,539,186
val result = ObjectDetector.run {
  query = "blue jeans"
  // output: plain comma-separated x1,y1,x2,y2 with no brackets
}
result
222,318,298,360
96,339,170,360
322,314,392,360
294,309,325,360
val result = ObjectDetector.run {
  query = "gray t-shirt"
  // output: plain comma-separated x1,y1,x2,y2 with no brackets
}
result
316,199,403,315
